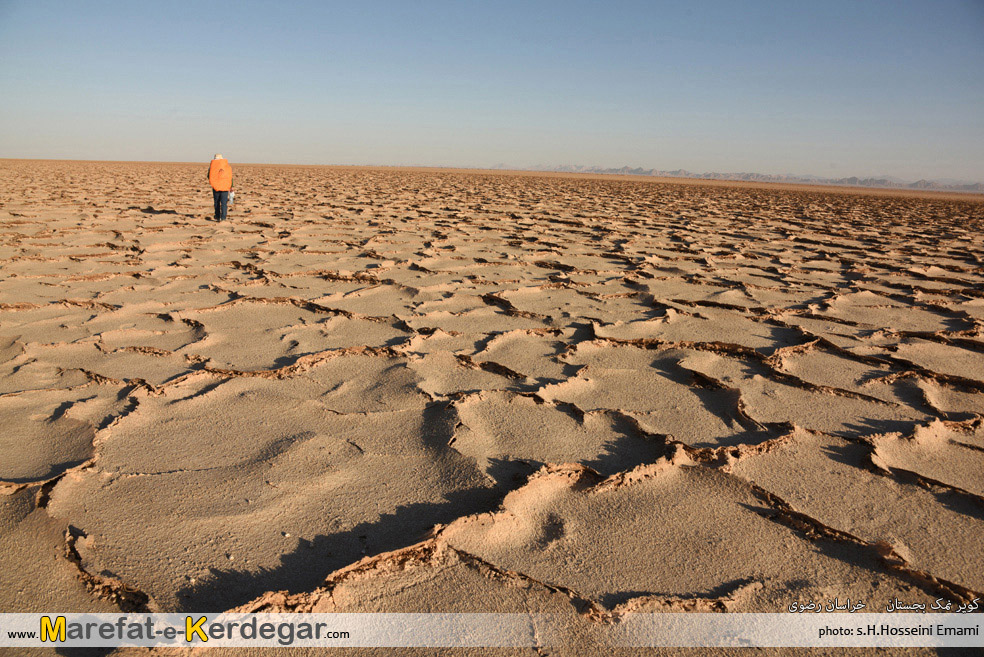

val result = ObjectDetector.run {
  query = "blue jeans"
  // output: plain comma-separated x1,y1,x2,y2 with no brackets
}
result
213,190,229,220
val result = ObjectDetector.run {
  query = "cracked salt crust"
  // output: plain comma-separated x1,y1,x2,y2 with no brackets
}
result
0,161,981,631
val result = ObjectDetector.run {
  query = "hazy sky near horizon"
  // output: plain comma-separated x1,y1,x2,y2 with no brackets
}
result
1,1,982,181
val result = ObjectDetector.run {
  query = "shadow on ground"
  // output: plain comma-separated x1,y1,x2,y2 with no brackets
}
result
173,485,503,612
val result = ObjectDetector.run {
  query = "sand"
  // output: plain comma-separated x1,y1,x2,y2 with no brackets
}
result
1,159,982,654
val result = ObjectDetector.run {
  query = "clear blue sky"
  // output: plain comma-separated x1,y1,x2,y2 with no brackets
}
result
1,0,982,181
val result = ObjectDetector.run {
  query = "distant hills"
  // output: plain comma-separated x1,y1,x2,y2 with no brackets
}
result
494,164,984,193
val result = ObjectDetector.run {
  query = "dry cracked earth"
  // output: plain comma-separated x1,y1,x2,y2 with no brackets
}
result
1,160,983,655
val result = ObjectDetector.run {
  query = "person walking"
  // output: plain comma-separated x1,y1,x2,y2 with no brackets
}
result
207,154,233,221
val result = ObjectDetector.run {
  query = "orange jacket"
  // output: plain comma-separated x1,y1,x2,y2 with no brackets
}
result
208,158,233,191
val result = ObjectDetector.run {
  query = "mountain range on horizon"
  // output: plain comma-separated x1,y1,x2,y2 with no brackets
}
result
492,164,984,193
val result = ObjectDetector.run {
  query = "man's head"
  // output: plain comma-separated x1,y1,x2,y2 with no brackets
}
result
213,153,223,160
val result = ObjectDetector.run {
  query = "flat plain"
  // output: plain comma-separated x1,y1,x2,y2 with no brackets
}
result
1,160,983,654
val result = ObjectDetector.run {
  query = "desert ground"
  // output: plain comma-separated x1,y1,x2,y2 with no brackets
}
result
1,160,983,654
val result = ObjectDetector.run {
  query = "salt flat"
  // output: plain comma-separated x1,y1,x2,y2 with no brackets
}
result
1,160,982,654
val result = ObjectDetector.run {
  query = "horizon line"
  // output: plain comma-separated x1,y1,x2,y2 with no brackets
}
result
2,157,982,200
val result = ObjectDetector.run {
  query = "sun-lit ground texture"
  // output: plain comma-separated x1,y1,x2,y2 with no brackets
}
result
1,160,983,655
